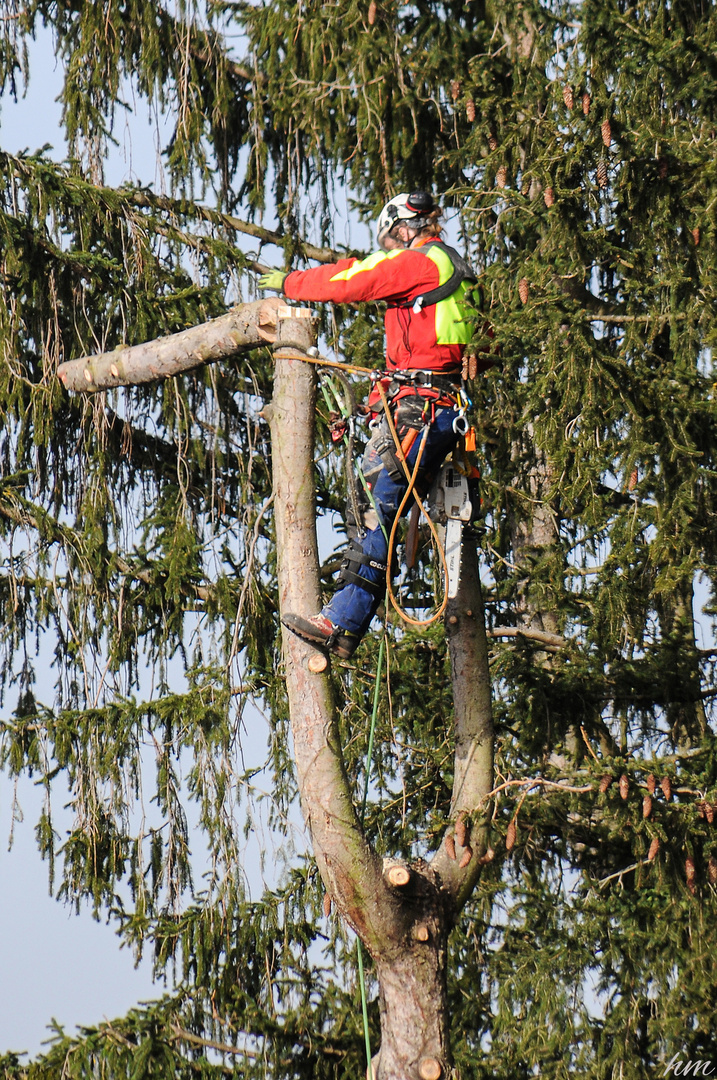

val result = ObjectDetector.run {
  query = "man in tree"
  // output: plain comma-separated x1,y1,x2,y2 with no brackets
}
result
259,190,485,659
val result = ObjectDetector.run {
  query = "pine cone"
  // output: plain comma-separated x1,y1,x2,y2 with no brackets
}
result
562,85,574,110
706,802,715,825
518,277,530,304
599,774,612,794
597,160,608,189
455,813,469,848
657,157,668,179
461,355,479,381
685,856,696,894
582,91,591,115
466,99,476,123
543,186,555,207
323,892,332,917
450,79,461,102
619,774,629,800
660,776,672,801
496,165,508,188
692,226,701,245
628,467,639,491
709,855,717,884
368,0,377,24
647,836,660,861
646,773,656,794
445,833,457,860
601,118,612,147
506,819,517,851
459,844,473,868
488,133,499,151
643,795,653,819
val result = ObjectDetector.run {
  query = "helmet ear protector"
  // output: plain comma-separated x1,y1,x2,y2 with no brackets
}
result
376,190,439,248
405,190,437,215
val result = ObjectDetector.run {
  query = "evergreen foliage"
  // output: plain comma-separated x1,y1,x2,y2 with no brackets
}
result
2,0,717,1076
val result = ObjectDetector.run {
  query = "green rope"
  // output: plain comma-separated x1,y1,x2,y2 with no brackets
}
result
356,630,386,1080
361,634,385,823
319,365,386,1079
357,939,374,1079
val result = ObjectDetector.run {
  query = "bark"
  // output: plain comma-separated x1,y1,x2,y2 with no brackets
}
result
432,538,495,908
267,319,394,953
268,328,455,1078
57,297,288,392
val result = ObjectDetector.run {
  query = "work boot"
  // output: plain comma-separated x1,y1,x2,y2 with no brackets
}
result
281,612,359,660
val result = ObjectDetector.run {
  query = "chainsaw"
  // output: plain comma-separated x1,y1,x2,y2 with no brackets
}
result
405,461,481,599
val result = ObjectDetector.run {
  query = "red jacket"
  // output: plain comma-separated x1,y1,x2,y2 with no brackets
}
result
283,239,475,376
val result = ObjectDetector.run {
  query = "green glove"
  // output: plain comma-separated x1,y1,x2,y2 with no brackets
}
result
258,270,288,291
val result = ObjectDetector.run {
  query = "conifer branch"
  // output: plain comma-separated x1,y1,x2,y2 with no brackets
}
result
0,491,210,601
127,190,346,264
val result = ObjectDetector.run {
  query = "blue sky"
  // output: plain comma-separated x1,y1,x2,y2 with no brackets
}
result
0,26,163,1058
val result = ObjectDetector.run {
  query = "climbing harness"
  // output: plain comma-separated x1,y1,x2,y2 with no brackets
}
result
297,345,480,624
374,379,451,627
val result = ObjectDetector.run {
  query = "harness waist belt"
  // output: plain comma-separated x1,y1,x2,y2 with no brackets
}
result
387,370,461,394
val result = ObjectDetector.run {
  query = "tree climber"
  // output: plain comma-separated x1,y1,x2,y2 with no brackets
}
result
259,191,491,659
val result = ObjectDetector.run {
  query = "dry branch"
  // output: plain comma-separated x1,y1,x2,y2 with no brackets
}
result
487,625,567,648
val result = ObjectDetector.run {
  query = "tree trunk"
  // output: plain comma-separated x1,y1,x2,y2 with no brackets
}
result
57,297,291,392
268,334,495,1079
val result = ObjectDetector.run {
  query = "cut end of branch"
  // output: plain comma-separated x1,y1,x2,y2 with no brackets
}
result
384,863,412,888
412,923,430,943
418,1057,443,1080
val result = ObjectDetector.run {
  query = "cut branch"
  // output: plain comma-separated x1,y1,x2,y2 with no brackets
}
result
57,298,285,393
383,863,412,889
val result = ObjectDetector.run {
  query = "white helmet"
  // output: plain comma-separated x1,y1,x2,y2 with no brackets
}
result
376,190,438,248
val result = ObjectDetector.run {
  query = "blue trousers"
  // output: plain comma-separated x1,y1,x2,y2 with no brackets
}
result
323,403,459,636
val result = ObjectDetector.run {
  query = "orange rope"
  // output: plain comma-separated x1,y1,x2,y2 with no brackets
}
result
375,382,449,628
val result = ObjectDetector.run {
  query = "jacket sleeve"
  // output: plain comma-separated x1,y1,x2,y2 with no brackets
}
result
283,249,440,305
